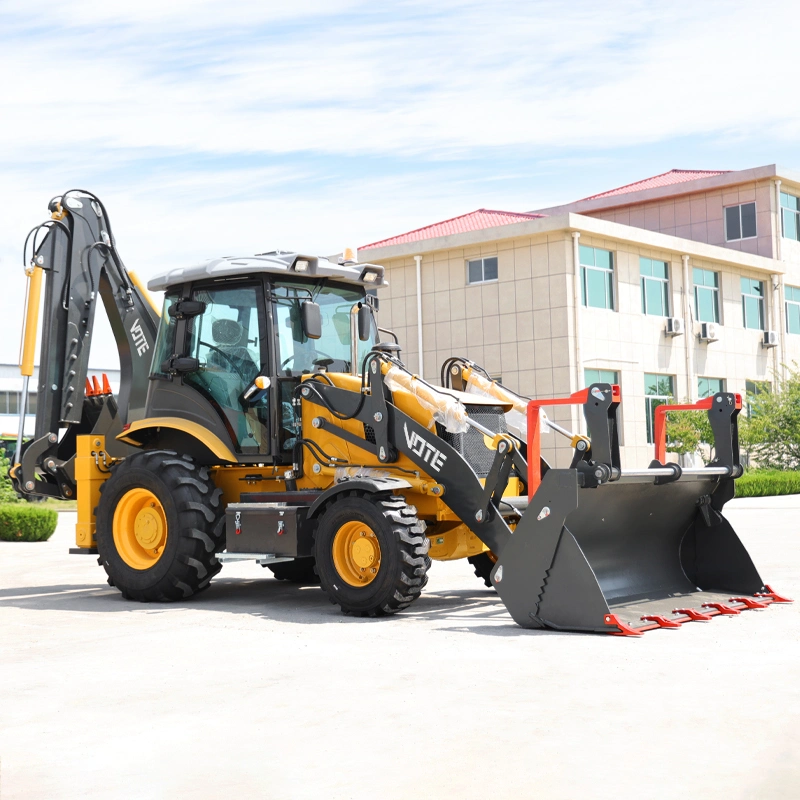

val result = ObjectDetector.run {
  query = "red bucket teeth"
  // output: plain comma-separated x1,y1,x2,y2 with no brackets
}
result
702,602,740,615
641,615,681,629
673,607,713,621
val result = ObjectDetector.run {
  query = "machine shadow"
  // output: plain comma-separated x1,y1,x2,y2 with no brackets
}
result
0,577,558,634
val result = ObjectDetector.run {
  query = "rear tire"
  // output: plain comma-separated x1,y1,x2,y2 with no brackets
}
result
314,493,429,616
96,450,225,602
468,552,498,588
266,557,320,584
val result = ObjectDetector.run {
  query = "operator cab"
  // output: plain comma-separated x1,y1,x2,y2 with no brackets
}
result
143,253,386,465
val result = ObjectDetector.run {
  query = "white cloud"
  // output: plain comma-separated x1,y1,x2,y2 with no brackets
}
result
0,0,797,367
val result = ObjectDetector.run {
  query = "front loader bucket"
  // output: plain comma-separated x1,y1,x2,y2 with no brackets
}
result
492,469,789,635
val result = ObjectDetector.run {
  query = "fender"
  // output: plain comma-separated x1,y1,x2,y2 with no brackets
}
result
307,477,412,519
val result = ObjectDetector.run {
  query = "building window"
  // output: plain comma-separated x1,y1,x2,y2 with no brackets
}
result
693,268,720,323
0,391,38,415
466,256,498,284
584,368,619,386
579,245,614,310
725,202,757,241
745,379,770,417
640,257,670,316
780,192,800,241
741,277,765,330
698,377,724,398
786,285,800,334
644,373,674,445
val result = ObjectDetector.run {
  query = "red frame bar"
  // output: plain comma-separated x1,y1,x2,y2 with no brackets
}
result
653,394,742,464
526,385,621,499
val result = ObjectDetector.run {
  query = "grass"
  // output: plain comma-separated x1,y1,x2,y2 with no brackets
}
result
735,469,800,498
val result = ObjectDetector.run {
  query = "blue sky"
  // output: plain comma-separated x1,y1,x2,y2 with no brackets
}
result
1,0,798,365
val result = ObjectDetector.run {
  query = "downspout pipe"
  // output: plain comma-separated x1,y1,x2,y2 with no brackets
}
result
774,179,783,262
571,232,583,431
414,255,424,379
772,273,785,382
681,255,695,402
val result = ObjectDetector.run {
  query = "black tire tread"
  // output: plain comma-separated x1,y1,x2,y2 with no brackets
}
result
315,493,430,617
96,449,226,602
468,552,497,589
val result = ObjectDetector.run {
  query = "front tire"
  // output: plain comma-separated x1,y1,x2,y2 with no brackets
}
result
96,450,225,602
468,552,498,588
313,493,429,616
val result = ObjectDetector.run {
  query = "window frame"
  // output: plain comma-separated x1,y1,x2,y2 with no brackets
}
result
639,257,670,317
579,245,615,311
644,373,674,445
697,377,724,399
741,277,766,331
780,192,800,242
465,256,499,285
693,268,721,324
724,201,757,242
786,285,800,335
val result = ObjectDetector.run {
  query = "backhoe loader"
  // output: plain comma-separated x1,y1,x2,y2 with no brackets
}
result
10,190,790,634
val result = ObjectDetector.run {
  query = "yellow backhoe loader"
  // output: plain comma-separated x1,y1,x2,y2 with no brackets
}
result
10,191,791,635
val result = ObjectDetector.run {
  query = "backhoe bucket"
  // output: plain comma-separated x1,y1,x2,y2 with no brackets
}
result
491,388,790,634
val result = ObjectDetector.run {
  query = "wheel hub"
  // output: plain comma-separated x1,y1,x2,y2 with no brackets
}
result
134,506,165,550
113,487,168,570
332,520,382,587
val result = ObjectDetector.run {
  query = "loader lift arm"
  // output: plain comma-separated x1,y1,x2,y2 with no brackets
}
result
11,190,160,500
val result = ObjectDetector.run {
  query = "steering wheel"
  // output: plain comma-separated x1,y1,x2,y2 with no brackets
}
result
200,341,250,380
281,350,336,372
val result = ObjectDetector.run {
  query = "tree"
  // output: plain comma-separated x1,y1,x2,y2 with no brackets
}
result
665,405,714,463
742,364,800,469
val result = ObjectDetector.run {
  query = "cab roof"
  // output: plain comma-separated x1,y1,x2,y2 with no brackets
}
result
147,252,387,292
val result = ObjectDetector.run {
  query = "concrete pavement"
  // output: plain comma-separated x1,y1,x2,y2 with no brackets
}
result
1,496,799,799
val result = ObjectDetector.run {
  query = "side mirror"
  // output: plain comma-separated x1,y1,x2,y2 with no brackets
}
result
301,301,322,340
357,304,371,342
168,299,206,320
161,356,200,375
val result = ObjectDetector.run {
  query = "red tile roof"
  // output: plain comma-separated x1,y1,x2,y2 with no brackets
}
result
360,208,546,251
580,169,731,201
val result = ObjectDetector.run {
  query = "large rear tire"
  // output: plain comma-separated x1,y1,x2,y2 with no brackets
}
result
313,493,429,616
468,551,498,588
96,450,225,602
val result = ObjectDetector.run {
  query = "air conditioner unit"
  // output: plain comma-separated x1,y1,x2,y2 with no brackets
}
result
762,330,779,348
665,317,684,336
699,322,719,342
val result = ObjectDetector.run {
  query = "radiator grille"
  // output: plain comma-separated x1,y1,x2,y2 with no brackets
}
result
437,404,507,477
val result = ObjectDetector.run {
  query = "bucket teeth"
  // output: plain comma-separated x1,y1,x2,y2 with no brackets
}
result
702,602,740,615
755,585,793,604
730,596,769,609
604,613,643,636
673,607,713,621
641,614,681,629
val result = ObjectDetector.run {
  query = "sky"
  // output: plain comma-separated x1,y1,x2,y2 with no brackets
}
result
1,0,799,368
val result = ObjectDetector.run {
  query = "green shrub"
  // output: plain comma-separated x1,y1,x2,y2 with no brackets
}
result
735,470,800,498
0,455,22,504
0,504,58,541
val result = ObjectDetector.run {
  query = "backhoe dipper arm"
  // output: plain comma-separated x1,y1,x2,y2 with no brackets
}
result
12,191,160,498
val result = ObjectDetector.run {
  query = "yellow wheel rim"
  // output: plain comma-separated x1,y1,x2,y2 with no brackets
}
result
113,488,168,570
332,520,382,587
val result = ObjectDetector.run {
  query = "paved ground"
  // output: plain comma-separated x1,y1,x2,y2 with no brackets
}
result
1,496,799,800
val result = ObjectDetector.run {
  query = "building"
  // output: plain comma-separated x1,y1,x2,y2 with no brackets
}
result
360,165,800,467
0,364,120,442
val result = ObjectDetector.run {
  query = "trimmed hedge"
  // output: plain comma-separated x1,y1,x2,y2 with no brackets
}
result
735,470,800,498
0,504,58,542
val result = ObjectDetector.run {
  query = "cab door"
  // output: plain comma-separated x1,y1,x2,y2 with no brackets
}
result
183,282,271,455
